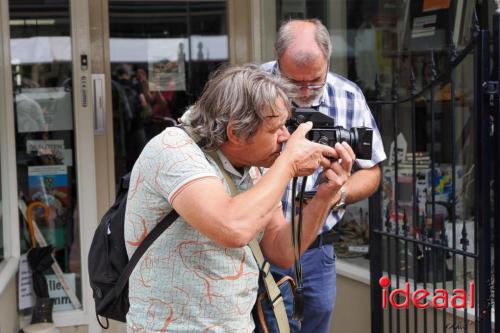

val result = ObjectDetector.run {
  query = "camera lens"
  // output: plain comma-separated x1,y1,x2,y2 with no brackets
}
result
333,128,356,147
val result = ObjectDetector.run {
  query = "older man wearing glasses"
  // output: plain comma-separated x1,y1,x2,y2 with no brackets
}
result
262,19,386,333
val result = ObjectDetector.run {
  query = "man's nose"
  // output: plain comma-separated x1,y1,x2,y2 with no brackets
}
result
298,86,310,96
278,126,290,143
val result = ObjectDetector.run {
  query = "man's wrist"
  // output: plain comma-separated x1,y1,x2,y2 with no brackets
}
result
274,154,295,180
332,185,347,211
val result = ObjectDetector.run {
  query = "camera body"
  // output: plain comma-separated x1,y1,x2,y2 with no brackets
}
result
287,107,373,160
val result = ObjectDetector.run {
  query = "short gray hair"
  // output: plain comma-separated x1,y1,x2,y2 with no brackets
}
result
275,19,332,61
188,64,292,150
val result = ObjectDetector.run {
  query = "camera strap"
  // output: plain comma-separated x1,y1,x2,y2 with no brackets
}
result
205,149,290,333
290,176,307,321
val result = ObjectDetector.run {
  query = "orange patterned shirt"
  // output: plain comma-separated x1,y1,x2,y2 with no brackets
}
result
125,127,261,332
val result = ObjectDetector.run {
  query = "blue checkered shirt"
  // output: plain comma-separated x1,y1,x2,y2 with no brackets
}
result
262,61,387,233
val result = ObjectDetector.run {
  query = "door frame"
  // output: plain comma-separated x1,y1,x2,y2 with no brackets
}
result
0,0,100,330
66,0,100,330
0,0,21,296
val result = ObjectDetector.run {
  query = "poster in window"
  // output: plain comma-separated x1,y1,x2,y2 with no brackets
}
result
423,0,450,12
406,0,465,52
26,140,64,165
46,273,76,311
147,39,187,92
27,165,69,247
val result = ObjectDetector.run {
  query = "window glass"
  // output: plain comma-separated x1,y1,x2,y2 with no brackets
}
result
277,0,327,22
9,0,82,313
108,1,228,185
266,0,478,275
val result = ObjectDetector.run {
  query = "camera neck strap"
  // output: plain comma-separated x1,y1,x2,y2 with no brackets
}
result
290,177,306,321
204,149,290,333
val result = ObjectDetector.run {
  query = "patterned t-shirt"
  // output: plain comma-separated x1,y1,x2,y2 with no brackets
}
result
124,127,261,332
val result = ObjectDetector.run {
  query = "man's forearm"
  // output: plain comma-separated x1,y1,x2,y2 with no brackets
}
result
343,164,381,204
263,193,335,268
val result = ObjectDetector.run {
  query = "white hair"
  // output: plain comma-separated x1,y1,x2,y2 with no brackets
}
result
188,64,292,150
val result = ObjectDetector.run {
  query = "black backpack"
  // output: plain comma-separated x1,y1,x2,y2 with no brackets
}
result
88,173,179,328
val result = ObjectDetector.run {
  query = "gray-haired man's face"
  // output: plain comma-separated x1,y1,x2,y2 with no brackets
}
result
278,54,328,107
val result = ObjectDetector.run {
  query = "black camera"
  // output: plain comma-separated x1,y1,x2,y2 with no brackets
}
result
286,108,373,160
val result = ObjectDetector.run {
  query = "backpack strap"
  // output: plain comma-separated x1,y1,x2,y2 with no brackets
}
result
105,126,196,306
109,209,179,303
248,239,290,333
205,150,290,333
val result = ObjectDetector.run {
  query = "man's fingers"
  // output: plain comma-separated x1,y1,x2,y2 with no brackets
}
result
341,141,356,161
322,168,345,187
319,156,332,169
310,141,337,159
330,161,348,180
334,143,353,171
293,121,313,137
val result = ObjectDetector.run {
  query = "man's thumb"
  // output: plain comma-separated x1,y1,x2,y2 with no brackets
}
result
295,121,313,137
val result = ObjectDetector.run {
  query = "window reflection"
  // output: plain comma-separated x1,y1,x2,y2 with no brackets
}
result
268,1,479,275
9,0,82,313
109,1,228,184
278,0,328,22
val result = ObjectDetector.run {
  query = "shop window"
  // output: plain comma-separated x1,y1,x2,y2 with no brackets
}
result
108,1,228,186
261,0,480,281
9,0,83,315
277,0,328,23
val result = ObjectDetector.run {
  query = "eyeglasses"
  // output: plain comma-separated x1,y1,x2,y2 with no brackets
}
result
277,62,329,91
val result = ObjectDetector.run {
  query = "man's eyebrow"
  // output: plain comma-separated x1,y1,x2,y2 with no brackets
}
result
288,74,323,83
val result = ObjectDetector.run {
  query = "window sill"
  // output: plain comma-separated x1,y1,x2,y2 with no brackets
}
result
336,257,371,285
0,256,19,295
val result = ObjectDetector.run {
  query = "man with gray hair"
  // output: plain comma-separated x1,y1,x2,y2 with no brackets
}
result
124,64,355,331
262,19,386,332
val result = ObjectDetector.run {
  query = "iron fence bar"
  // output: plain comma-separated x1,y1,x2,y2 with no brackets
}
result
369,85,384,333
409,66,419,333
428,51,439,333
385,206,393,333
391,59,401,332
448,34,459,333
462,17,479,332
422,217,428,332
372,230,477,258
398,67,410,333
473,29,492,333
402,209,410,333
493,2,500,329
367,37,478,108
369,188,383,333
461,217,470,333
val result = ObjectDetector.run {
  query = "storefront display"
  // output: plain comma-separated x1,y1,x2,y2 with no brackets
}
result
9,0,83,318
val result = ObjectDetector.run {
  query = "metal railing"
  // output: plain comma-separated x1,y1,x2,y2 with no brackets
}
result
369,7,497,333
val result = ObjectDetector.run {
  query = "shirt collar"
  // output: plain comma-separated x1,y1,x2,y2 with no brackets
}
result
215,150,251,185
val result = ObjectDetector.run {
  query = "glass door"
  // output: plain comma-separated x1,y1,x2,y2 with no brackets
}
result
4,0,98,329
108,0,229,185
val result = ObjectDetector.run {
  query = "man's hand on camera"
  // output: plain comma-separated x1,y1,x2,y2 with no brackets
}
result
315,141,355,206
281,121,338,177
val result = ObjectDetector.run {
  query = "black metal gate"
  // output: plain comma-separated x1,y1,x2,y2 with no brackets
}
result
369,6,498,333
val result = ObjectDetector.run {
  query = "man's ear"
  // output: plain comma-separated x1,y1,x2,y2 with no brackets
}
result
226,122,243,145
